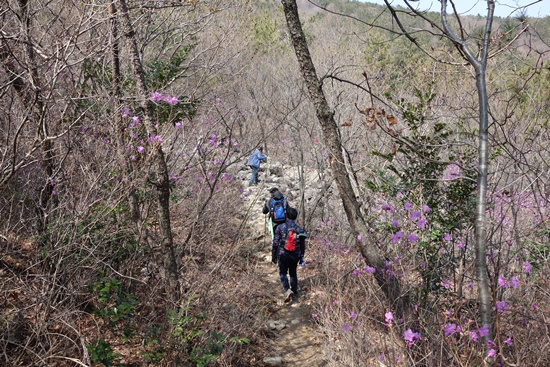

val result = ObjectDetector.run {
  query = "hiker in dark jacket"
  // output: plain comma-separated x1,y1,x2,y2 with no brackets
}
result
263,187,290,237
247,147,266,186
272,207,308,302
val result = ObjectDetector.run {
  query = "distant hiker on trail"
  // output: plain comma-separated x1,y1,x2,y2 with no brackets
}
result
247,146,266,186
263,187,290,238
272,207,308,303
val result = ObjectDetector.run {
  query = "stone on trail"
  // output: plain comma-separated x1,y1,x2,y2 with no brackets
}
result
263,356,284,366
268,320,287,331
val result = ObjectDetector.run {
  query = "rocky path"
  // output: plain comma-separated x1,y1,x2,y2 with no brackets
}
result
258,261,328,366
242,183,328,366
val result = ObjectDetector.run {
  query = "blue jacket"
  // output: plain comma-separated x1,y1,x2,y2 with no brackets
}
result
247,149,266,168
273,219,307,258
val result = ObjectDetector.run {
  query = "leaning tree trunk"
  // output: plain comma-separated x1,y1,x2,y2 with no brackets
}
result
281,0,406,313
118,0,180,302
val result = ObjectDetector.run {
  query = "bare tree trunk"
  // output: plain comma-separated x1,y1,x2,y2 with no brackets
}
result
474,64,493,345
117,0,180,302
281,0,406,313
108,1,140,222
440,0,494,344
16,0,56,233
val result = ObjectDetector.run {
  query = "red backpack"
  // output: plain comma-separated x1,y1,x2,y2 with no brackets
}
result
283,227,297,252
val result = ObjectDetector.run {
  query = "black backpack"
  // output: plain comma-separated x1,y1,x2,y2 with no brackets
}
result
270,197,287,224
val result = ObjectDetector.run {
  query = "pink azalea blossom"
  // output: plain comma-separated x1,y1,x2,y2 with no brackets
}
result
404,202,412,210
137,146,145,154
524,261,532,273
509,277,519,288
444,323,457,336
175,122,182,129
478,326,489,337
469,331,479,342
364,266,376,274
391,231,403,243
407,234,419,243
151,92,163,101
164,95,179,105
417,219,427,229
422,204,430,212
410,211,422,220
498,275,507,288
487,349,496,358
403,329,421,346
385,311,393,324
148,134,162,144
496,301,508,314
132,115,139,123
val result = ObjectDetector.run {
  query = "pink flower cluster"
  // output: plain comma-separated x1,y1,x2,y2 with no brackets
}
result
403,328,421,346
151,92,179,105
382,201,430,244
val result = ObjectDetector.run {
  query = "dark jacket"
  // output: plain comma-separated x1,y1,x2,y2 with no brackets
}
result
272,219,307,260
262,191,289,219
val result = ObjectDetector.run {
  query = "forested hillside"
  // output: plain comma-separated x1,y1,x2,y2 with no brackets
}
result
1,0,549,366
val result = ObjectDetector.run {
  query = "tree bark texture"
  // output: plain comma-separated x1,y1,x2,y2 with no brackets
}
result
281,0,406,313
108,1,141,222
440,0,494,343
15,0,56,233
118,0,180,302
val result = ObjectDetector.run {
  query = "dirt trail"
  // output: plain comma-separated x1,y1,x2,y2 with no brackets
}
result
257,260,328,366
243,184,328,366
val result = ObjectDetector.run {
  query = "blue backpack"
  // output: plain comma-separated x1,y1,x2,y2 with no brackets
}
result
270,197,287,224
